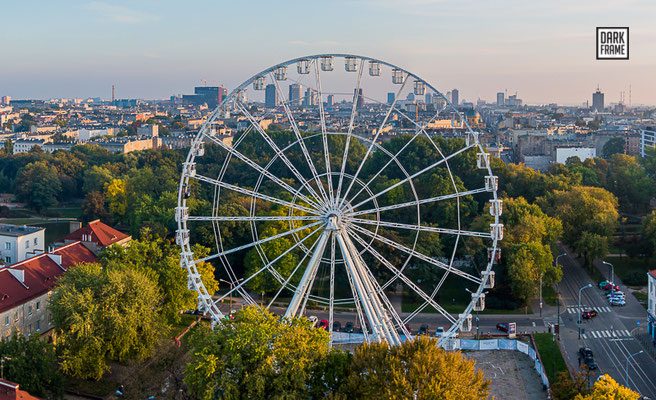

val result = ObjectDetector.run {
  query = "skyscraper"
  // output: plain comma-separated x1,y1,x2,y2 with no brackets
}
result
304,88,318,107
289,84,302,106
387,93,395,104
592,87,604,112
451,89,459,105
496,92,505,106
425,93,432,105
265,84,279,108
327,94,335,107
354,88,364,109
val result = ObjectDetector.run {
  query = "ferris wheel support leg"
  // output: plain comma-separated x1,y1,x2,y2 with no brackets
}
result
336,230,401,345
285,231,330,319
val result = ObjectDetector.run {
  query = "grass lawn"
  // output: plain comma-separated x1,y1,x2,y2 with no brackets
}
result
632,291,648,310
603,256,650,286
533,333,568,384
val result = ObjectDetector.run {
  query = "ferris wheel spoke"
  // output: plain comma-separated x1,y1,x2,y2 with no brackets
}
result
328,231,336,345
314,60,334,204
338,74,409,209
347,217,492,239
346,228,457,325
347,187,488,217
200,220,324,263
186,215,321,222
270,75,330,204
334,59,365,204
235,101,327,205
349,142,476,211
346,113,441,204
202,130,322,209
348,223,483,285
192,174,319,215
212,223,324,305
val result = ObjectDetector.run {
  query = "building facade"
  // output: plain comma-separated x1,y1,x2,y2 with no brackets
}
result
0,225,45,265
592,89,604,112
265,84,279,108
288,84,302,106
648,271,656,341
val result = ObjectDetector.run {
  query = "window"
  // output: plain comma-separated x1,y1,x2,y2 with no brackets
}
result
34,238,37,246
36,302,40,311
25,241,29,249
4,316,8,326
5,242,10,250
28,323,32,334
28,306,32,316
35,320,40,331
5,257,10,264
14,312,18,322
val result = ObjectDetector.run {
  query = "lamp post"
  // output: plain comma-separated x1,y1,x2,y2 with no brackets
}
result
578,284,592,339
0,356,11,379
219,278,242,315
539,273,543,317
555,253,566,340
602,261,614,284
625,350,643,390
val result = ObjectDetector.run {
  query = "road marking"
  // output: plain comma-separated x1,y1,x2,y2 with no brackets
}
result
582,333,587,339
532,322,536,327
567,308,574,314
591,331,598,338
603,330,610,337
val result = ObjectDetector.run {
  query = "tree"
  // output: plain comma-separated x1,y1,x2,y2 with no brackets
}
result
3,139,13,154
0,333,64,399
507,242,556,305
550,368,593,400
605,154,654,213
82,165,114,193
49,263,162,380
341,336,490,399
602,137,625,159
104,178,128,220
574,374,640,400
100,235,218,322
15,160,62,212
184,306,331,400
641,211,656,260
82,190,109,222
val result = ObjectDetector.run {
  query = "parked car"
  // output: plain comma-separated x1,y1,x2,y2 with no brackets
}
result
435,326,445,337
582,310,598,319
317,319,329,330
332,321,342,332
496,322,509,332
583,357,597,370
599,280,612,289
418,324,429,336
344,322,354,333
609,298,626,306
579,347,594,359
607,293,625,300
603,283,620,291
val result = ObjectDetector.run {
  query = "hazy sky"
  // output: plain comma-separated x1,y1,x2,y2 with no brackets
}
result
1,0,654,105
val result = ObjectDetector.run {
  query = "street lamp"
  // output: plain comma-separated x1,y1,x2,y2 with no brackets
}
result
0,356,11,379
602,261,614,285
625,350,643,390
218,278,242,315
555,253,566,340
578,284,593,339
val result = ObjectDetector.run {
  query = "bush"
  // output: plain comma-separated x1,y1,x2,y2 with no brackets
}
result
622,271,647,286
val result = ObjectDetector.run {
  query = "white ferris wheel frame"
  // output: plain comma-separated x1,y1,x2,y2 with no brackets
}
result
176,53,502,346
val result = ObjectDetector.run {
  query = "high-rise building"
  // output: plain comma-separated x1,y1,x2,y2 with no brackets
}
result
496,92,505,106
354,88,364,109
303,88,318,107
289,84,303,106
182,86,226,109
425,93,432,105
387,93,395,104
592,88,604,112
1,96,11,105
265,84,279,108
326,94,335,107
451,89,459,105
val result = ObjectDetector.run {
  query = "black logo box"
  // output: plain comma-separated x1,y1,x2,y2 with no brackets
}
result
596,27,629,60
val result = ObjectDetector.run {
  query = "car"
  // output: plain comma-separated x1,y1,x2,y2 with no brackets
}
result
579,347,594,359
344,322,354,333
582,310,598,319
308,316,318,327
599,280,612,289
418,324,429,336
583,357,598,370
609,298,626,306
332,321,342,332
603,283,620,291
435,326,445,337
496,322,509,332
317,319,329,330
606,290,624,297
607,294,625,300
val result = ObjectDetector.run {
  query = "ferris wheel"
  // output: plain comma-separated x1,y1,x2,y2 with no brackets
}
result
176,54,502,346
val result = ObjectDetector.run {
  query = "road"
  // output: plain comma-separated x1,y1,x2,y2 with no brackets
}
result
556,250,656,398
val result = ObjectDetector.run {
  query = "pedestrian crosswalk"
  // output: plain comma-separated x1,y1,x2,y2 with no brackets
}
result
581,329,632,339
566,306,612,314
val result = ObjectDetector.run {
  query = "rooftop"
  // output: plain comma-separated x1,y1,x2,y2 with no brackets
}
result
63,219,130,247
649,270,656,280
0,224,44,237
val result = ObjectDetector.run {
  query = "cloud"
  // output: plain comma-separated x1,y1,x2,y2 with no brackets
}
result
84,2,158,23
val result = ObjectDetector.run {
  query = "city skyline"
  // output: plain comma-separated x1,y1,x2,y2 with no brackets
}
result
1,0,655,105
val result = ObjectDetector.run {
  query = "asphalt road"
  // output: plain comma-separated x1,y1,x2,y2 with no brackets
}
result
556,250,656,398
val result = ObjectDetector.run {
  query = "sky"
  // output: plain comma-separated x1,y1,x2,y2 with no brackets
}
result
1,0,655,106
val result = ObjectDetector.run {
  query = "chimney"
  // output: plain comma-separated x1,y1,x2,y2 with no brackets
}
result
69,221,82,234
0,379,20,399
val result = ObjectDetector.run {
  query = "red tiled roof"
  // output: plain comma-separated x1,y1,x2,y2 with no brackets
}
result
650,270,656,280
0,241,98,314
63,220,130,247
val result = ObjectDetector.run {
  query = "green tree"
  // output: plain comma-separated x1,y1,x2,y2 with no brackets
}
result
341,336,490,399
602,137,625,159
49,263,162,380
641,211,656,260
574,374,640,400
15,160,62,211
3,139,13,154
507,241,556,305
104,178,128,220
0,333,64,399
81,190,109,222
550,368,593,400
605,154,654,213
184,306,331,400
82,165,114,193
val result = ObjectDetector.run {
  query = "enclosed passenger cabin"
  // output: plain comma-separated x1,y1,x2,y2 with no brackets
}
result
392,68,404,84
253,76,266,90
320,56,334,71
345,56,358,72
274,66,288,81
297,59,310,74
368,61,381,76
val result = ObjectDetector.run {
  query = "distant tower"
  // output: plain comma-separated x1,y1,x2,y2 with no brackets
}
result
112,85,115,102
451,89,459,105
354,88,364,109
326,94,335,107
496,92,505,106
265,84,279,108
387,93,395,105
288,84,302,106
592,86,604,112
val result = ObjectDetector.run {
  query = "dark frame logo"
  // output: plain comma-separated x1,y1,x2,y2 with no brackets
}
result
596,27,629,60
